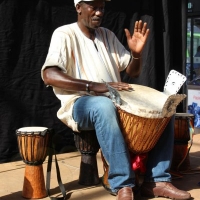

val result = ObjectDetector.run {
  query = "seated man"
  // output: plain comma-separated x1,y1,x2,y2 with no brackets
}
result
41,0,191,199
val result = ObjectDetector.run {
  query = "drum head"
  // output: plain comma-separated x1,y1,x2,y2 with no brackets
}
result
118,84,186,118
16,127,48,135
175,113,194,118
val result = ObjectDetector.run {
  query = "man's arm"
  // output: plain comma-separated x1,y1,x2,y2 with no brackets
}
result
43,66,91,91
42,66,133,93
125,56,142,78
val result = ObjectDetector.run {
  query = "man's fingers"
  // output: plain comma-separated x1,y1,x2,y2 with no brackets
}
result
134,21,139,33
141,22,147,35
143,28,150,40
137,20,143,33
124,28,131,40
134,20,143,33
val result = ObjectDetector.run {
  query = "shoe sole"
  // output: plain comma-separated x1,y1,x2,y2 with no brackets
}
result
141,194,191,200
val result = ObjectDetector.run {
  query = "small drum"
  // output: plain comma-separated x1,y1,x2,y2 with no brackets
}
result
16,127,50,199
174,113,194,142
74,130,100,185
171,113,194,172
116,84,186,154
74,130,100,155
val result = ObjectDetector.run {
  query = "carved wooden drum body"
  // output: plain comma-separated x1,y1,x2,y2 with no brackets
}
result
116,84,186,154
74,130,100,186
16,127,50,199
171,113,194,172
174,113,194,142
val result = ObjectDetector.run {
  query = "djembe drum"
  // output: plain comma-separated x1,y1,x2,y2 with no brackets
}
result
74,130,100,185
115,84,186,154
171,113,194,172
16,127,50,199
101,84,186,191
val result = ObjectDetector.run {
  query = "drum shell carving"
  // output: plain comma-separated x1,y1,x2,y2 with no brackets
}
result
117,107,171,154
171,113,194,171
174,113,194,142
171,144,191,171
16,128,49,165
74,130,100,155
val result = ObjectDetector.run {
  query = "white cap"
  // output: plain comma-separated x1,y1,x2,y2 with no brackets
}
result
74,0,110,6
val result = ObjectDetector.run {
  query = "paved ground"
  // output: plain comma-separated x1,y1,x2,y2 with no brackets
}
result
0,134,200,200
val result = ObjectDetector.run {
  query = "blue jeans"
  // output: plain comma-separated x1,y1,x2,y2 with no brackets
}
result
72,95,174,193
145,115,174,182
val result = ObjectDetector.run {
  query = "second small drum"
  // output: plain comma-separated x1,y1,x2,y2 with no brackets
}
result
171,113,194,172
16,126,50,199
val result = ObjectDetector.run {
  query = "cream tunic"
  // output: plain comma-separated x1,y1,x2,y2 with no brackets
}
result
41,22,130,131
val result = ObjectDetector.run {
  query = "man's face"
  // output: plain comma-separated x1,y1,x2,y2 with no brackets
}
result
77,0,105,29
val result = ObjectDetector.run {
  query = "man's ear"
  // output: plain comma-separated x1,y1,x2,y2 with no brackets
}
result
76,4,82,14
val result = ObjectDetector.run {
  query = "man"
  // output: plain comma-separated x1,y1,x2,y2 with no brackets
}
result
41,0,191,199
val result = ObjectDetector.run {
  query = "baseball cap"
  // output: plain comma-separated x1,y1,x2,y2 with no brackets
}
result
74,0,111,6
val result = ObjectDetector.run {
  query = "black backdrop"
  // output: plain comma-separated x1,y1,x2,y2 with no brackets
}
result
0,0,187,163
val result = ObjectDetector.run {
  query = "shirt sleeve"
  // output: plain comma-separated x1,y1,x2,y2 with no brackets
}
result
112,32,131,72
41,28,73,80
101,28,131,72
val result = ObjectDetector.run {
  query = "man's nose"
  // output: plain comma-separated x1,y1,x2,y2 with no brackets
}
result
95,8,104,15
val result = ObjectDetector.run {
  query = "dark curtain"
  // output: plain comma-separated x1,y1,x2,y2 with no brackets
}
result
0,0,187,163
